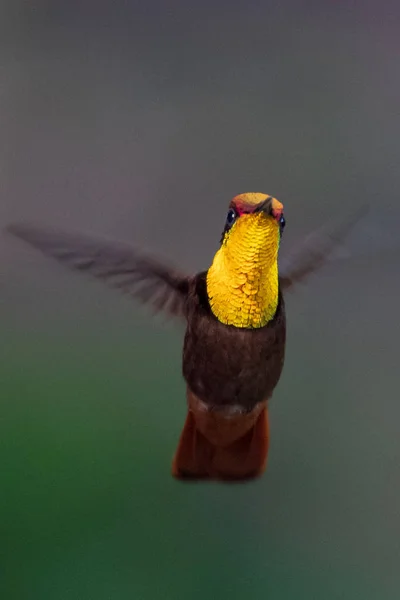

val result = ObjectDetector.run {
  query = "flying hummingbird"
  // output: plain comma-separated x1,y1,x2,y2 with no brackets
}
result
6,193,364,482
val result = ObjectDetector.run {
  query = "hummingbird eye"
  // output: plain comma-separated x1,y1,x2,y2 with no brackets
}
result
279,215,286,233
225,208,237,228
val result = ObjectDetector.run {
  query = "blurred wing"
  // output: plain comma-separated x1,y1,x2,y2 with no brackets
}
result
279,205,369,292
6,222,191,318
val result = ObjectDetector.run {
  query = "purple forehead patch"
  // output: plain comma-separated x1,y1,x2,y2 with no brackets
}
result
234,205,260,217
230,200,254,215
236,206,250,216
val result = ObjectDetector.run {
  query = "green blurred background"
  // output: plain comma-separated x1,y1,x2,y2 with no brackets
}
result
1,1,400,598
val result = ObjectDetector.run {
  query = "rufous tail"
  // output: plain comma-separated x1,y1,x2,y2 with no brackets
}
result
171,391,269,482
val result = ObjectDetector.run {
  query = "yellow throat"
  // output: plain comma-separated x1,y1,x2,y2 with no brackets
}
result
206,193,281,329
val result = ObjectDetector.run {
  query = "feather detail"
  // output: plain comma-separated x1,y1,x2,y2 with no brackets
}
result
6,222,191,319
279,204,368,291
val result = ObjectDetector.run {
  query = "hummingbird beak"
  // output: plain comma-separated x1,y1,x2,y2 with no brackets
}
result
256,197,284,223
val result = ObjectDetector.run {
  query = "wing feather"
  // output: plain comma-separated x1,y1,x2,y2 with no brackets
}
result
279,205,369,291
6,222,191,318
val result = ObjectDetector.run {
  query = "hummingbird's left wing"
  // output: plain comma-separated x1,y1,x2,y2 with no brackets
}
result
279,205,368,292
6,223,191,318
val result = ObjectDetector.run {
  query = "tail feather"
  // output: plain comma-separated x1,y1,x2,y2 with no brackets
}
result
171,410,213,480
172,391,269,482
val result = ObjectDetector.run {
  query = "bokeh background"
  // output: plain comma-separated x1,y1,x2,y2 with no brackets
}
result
1,1,400,598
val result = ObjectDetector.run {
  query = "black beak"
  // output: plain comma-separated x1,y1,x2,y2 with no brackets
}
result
255,197,274,215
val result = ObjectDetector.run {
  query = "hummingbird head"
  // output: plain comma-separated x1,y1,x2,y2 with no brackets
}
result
220,192,285,261
207,192,285,328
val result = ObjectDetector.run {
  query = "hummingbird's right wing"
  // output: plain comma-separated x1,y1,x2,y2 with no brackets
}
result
279,205,368,292
6,223,191,319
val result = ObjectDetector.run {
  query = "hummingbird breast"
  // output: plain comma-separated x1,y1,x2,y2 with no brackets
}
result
182,273,286,412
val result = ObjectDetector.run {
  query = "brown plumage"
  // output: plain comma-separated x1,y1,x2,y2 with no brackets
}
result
5,196,366,482
182,272,286,411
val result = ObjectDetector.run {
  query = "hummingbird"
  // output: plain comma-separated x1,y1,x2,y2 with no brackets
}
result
6,193,364,482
